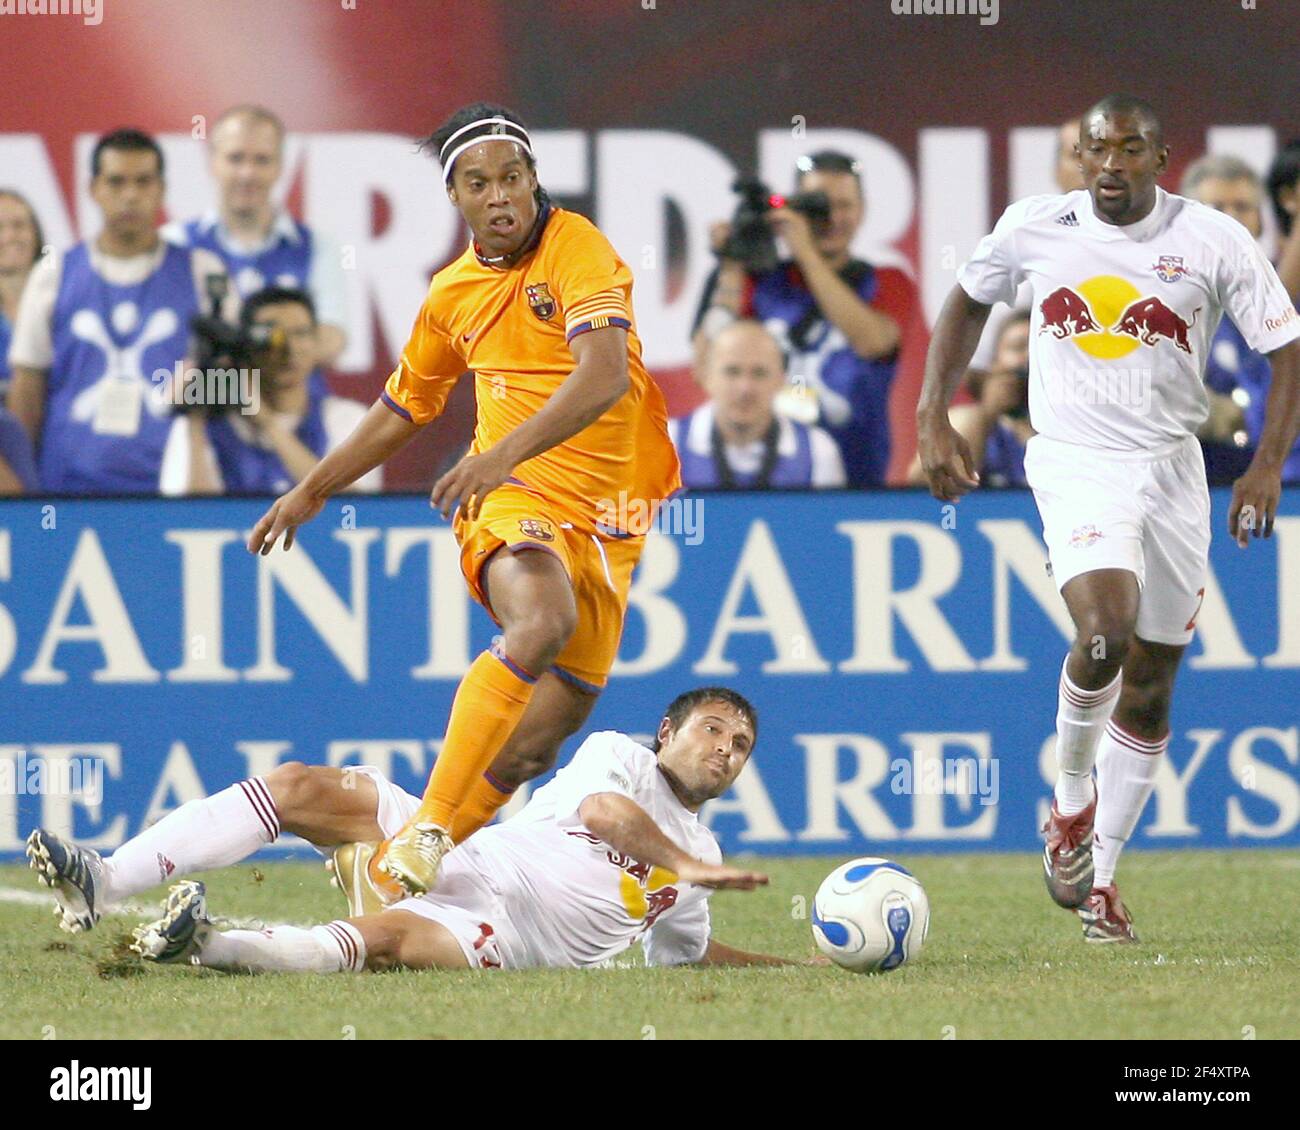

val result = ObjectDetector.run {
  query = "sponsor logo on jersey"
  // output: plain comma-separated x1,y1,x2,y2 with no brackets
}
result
518,518,555,541
525,282,556,321
1264,306,1298,334
1069,523,1103,548
1038,276,1199,357
472,922,502,969
1039,286,1102,338
1112,296,1199,354
1152,255,1187,283
1055,211,1079,227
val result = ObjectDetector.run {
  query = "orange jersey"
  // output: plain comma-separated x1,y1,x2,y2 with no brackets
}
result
383,206,681,531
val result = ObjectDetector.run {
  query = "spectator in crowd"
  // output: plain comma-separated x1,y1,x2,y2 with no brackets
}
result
968,117,1084,378
6,129,234,494
0,190,44,494
1183,154,1300,483
907,309,1032,489
692,151,916,487
1052,116,1087,198
1266,138,1300,302
160,286,379,495
0,189,44,400
164,105,349,366
0,406,38,494
670,319,845,490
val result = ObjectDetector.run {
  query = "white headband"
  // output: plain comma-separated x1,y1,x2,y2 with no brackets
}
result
439,117,533,185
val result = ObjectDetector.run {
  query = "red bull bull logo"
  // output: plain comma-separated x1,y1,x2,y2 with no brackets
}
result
1038,287,1103,339
1111,296,1199,354
1037,276,1199,357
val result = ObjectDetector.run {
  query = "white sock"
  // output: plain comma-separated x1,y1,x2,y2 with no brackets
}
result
101,779,280,904
1093,721,1166,888
1053,658,1121,815
197,921,365,974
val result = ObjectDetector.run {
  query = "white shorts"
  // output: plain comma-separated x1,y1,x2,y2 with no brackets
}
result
350,766,513,970
1024,433,1211,646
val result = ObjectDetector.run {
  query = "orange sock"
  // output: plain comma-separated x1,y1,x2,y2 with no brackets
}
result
412,643,537,829
365,841,405,901
450,771,516,843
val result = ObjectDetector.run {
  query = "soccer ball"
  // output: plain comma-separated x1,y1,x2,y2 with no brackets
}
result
811,857,930,973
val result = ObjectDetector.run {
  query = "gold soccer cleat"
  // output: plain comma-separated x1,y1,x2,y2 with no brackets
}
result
376,822,454,896
328,842,403,917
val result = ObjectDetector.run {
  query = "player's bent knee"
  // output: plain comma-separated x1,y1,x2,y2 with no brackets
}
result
504,610,577,671
1074,618,1135,666
264,761,321,820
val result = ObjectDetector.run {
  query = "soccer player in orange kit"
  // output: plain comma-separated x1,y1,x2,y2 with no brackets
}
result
247,103,681,899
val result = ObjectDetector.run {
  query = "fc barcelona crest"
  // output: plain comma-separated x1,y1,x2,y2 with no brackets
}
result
1152,255,1187,283
526,282,556,321
518,518,555,541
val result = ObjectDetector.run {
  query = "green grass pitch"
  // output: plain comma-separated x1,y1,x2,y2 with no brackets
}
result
2,851,1296,1040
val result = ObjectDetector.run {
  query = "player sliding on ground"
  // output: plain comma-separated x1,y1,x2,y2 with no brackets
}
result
917,94,1300,942
36,689,797,972
243,102,680,901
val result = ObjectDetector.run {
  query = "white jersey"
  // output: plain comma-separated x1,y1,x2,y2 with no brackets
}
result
449,731,721,969
959,188,1300,451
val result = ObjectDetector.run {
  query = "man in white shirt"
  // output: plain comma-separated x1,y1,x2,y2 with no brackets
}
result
916,95,1300,943
30,688,801,970
671,320,846,490
6,129,235,493
967,117,1085,377
163,106,349,367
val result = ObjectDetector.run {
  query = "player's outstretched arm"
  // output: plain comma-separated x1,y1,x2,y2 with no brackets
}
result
915,283,993,502
247,399,422,554
1229,339,1300,548
694,939,829,968
578,792,769,891
429,325,631,520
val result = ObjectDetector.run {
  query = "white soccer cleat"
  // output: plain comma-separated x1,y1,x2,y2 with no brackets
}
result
26,828,106,933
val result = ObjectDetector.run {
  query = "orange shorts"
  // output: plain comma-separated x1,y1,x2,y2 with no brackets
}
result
454,485,644,693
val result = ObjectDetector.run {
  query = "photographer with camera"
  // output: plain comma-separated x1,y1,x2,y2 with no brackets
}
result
161,285,380,495
907,310,1033,489
692,150,916,487
6,129,234,494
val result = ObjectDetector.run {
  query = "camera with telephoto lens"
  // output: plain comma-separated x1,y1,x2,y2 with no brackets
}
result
720,176,832,274
180,274,289,413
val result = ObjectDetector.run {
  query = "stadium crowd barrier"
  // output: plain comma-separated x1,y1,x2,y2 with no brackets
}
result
1,489,1297,856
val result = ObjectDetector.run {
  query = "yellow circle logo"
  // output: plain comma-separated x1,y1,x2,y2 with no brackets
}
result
1072,276,1142,359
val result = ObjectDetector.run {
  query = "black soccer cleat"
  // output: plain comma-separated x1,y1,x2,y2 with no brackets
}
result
130,881,211,964
26,828,105,933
